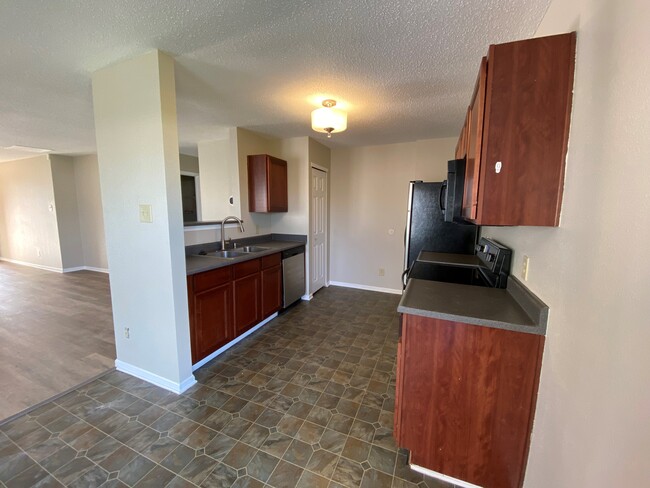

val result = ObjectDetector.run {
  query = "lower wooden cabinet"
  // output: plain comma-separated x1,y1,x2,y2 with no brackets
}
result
233,273,261,336
188,252,284,364
261,253,282,318
192,283,232,363
394,314,544,488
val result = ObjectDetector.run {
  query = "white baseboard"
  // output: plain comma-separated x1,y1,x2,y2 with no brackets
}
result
410,463,481,488
115,359,197,394
192,312,278,372
0,257,63,273
328,280,403,295
0,258,109,274
62,266,85,273
81,266,109,273
301,294,313,301
63,266,109,274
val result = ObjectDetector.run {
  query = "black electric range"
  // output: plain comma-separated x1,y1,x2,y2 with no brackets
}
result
407,237,512,289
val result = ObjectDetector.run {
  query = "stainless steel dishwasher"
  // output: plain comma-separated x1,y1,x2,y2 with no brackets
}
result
282,246,305,308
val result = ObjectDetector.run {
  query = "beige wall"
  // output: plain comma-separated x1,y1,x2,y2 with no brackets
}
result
482,0,650,486
330,137,456,291
72,154,108,270
92,50,193,387
0,155,63,270
50,155,84,270
179,153,199,173
197,132,240,221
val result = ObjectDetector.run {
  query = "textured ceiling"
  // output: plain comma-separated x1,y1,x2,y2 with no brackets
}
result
0,0,550,161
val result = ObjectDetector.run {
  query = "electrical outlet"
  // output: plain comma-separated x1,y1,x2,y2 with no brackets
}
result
124,327,130,339
378,268,385,276
521,255,530,281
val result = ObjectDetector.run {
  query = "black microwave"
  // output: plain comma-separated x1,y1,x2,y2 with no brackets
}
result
441,158,467,223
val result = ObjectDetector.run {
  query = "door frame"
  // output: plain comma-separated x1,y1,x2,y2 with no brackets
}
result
180,171,202,222
309,164,329,297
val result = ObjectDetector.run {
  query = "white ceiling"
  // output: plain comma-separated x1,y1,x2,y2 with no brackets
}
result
0,0,550,161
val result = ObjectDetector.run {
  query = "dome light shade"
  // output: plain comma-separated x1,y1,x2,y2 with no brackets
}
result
311,99,347,138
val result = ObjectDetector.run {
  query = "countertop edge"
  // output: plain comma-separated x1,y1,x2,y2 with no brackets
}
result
397,303,545,335
185,240,304,275
398,277,549,336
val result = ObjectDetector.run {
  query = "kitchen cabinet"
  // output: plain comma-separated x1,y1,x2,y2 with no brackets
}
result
394,313,544,488
463,57,487,221
188,251,285,363
247,154,288,213
455,108,469,160
187,267,233,364
232,259,262,336
261,253,282,318
460,32,576,226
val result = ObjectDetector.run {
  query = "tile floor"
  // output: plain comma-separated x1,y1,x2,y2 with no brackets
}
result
0,286,455,488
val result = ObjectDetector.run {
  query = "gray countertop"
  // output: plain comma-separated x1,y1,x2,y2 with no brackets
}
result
186,240,304,275
398,277,548,335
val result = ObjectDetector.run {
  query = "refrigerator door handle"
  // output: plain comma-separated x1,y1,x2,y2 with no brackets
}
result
439,182,447,212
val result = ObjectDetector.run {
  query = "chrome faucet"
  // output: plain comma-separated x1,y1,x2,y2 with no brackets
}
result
221,216,244,250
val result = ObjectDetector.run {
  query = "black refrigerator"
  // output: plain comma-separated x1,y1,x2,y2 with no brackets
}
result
404,181,478,273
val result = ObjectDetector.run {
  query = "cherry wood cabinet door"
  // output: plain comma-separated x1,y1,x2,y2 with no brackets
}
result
396,314,544,488
247,154,288,213
233,273,261,335
192,283,233,363
268,156,288,212
261,265,282,318
477,33,575,225
462,57,487,221
455,107,470,160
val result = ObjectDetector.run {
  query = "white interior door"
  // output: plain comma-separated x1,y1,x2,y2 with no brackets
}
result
311,167,327,294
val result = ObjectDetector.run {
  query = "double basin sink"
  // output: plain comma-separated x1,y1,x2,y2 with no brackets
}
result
195,246,269,259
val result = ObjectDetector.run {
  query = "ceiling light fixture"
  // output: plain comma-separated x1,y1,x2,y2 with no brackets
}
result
311,99,347,138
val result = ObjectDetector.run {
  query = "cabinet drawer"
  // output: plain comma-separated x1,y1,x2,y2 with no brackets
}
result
261,253,281,270
233,258,260,279
193,266,232,293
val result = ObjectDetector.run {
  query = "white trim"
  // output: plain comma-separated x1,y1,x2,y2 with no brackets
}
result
184,222,241,232
301,294,313,301
83,266,109,274
0,258,110,274
192,313,278,371
410,463,483,488
310,163,329,173
115,360,197,394
181,171,202,222
63,266,86,273
328,280,403,295
0,257,63,273
63,266,109,274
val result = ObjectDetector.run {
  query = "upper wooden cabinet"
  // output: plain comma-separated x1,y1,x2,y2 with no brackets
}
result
463,57,487,221
247,154,288,213
462,32,576,226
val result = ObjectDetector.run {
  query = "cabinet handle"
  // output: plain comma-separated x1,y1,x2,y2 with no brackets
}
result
495,161,502,173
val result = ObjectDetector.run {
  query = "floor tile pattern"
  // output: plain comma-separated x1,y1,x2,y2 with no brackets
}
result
0,286,456,487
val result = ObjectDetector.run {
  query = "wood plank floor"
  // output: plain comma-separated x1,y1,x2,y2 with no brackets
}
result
0,262,115,421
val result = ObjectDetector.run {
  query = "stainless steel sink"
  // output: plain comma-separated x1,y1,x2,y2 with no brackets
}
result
238,246,269,253
209,250,247,259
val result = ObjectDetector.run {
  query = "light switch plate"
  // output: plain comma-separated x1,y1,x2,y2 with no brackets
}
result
139,204,153,223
